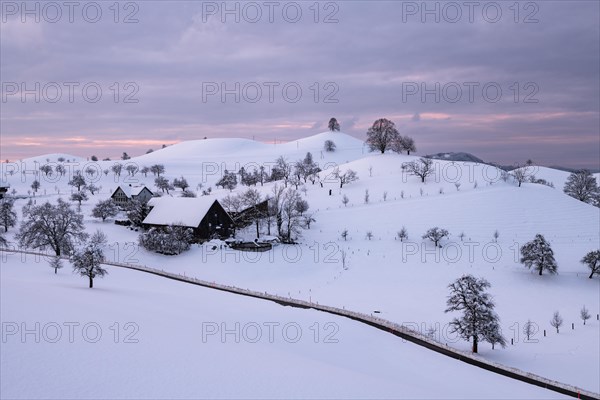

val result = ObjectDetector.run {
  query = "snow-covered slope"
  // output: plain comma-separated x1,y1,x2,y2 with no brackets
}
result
135,131,366,170
1,131,598,397
0,254,565,399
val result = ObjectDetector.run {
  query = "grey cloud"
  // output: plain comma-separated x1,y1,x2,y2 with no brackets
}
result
1,1,598,168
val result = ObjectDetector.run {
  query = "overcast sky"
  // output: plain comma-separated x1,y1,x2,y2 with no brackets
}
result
1,1,598,168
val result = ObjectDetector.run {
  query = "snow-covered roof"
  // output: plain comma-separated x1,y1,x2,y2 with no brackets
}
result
143,197,221,228
116,185,150,198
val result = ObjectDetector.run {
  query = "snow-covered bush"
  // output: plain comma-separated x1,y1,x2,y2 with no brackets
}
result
139,225,193,255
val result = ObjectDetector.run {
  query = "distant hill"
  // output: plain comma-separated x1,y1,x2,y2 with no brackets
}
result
425,152,599,173
424,152,486,164
548,165,600,174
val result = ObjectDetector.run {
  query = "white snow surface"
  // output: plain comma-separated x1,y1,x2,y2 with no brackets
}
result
0,254,568,399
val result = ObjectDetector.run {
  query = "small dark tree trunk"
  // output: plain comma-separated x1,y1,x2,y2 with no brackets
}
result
54,267,58,274
472,336,478,353
539,268,543,276
256,220,260,239
89,275,93,288
590,270,595,279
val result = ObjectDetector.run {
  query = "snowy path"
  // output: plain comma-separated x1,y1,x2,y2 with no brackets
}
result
2,247,597,400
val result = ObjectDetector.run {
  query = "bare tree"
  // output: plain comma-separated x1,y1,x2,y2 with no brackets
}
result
303,213,316,229
71,233,108,288
55,164,66,176
269,184,285,237
281,189,304,242
564,170,600,205
0,199,17,232
241,188,265,238
422,227,449,247
403,158,434,183
520,234,558,276
86,184,100,195
111,163,123,177
17,199,87,256
391,135,416,155
221,193,244,215
366,231,373,240
366,118,400,153
40,164,53,176
397,227,408,242
342,194,349,207
70,190,89,210
48,256,63,274
523,319,535,341
155,177,174,194
273,156,292,186
92,199,119,222
215,170,237,192
31,180,41,193
364,189,370,204
125,164,139,176
581,250,600,278
68,174,86,192
324,140,336,152
328,117,340,132
126,199,150,227
173,176,190,191
550,311,563,333
580,306,591,325
150,164,165,177
445,275,506,353
334,168,359,188
341,229,349,241
510,164,533,187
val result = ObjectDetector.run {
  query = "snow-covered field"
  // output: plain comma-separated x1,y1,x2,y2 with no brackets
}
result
1,132,599,397
0,253,570,399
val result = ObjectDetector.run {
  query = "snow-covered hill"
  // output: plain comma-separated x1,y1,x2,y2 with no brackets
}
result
1,131,598,397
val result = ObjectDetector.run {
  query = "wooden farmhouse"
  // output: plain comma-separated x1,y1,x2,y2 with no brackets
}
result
231,199,269,228
110,185,154,207
142,197,234,241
